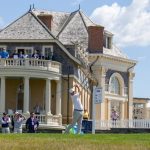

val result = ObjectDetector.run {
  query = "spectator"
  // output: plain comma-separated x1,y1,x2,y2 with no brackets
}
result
26,112,39,133
0,48,9,58
1,112,11,133
32,50,39,59
23,51,28,59
13,112,26,133
111,110,119,121
13,50,18,59
18,51,24,59
34,104,42,115
83,109,89,120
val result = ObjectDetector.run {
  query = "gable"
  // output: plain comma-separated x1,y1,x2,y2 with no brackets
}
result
0,12,54,40
58,12,88,49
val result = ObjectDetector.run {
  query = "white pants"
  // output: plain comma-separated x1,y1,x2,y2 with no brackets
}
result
65,110,83,134
14,128,22,133
2,127,10,133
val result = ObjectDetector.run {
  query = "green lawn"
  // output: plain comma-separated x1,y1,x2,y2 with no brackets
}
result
0,133,150,150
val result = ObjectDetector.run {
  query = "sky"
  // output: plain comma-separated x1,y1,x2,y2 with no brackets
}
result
0,0,150,98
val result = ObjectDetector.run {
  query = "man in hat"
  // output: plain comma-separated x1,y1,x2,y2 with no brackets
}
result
65,84,83,134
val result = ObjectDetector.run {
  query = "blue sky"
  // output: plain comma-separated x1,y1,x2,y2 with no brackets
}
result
0,0,149,98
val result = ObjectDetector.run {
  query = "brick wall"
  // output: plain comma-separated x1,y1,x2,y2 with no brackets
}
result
37,15,53,31
88,26,104,53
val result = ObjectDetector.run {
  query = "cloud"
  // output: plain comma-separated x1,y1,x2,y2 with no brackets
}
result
90,0,150,47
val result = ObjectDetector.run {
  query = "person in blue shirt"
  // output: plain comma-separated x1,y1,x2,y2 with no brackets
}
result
0,48,9,58
26,112,39,133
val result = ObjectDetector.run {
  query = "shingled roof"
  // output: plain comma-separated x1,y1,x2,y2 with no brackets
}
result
32,9,70,36
0,11,55,40
0,8,128,59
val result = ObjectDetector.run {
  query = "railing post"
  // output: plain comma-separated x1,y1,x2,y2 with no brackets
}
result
24,59,29,67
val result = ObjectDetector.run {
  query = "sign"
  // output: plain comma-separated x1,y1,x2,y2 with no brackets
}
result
82,120,92,133
93,87,102,104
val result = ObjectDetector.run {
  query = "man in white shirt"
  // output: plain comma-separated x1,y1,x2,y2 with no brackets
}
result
65,84,83,134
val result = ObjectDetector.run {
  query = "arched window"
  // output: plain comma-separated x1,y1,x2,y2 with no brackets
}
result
110,76,120,95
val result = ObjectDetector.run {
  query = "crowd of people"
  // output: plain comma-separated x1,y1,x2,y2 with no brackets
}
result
0,48,52,60
0,111,39,134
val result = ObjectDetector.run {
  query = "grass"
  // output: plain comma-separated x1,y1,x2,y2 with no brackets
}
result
0,133,150,150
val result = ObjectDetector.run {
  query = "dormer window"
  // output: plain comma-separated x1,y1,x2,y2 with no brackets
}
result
105,36,112,49
104,31,113,49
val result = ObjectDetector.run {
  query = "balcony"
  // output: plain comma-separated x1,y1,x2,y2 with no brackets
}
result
0,58,61,77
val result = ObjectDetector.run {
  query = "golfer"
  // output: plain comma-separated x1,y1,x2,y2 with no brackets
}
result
65,84,83,134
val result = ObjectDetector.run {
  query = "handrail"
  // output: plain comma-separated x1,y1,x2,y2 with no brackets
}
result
0,58,61,73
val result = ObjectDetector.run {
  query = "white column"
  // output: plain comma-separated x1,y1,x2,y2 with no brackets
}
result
121,102,125,120
56,80,61,116
128,72,134,120
23,76,30,114
0,77,5,113
45,78,51,115
100,67,106,120
108,100,111,120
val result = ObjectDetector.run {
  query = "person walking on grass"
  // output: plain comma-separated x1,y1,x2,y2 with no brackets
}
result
65,84,83,134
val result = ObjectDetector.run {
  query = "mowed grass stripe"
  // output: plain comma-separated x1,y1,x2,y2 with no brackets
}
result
0,134,150,150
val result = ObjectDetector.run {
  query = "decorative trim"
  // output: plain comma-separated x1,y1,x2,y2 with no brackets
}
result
88,53,137,65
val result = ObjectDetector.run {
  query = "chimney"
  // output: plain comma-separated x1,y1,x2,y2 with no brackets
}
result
88,26,104,53
37,14,53,31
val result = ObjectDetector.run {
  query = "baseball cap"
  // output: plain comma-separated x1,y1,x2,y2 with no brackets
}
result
69,88,74,94
15,111,19,115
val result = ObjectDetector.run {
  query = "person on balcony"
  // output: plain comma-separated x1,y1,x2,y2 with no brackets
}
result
0,48,9,58
26,112,39,133
18,51,24,65
23,51,28,59
32,50,39,59
13,50,18,59
1,112,11,133
18,51,24,59
65,84,83,134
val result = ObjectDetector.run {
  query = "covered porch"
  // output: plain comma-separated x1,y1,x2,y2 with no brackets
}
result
0,58,62,126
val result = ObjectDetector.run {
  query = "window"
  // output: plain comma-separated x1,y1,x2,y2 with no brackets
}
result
16,47,33,57
104,36,112,49
42,46,53,60
110,76,120,95
133,103,145,119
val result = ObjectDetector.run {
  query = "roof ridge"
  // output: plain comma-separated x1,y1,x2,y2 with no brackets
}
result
79,10,100,27
33,9,71,15
56,10,78,37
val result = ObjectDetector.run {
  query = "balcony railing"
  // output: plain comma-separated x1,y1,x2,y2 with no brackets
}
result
95,119,150,130
0,58,61,73
105,84,128,96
